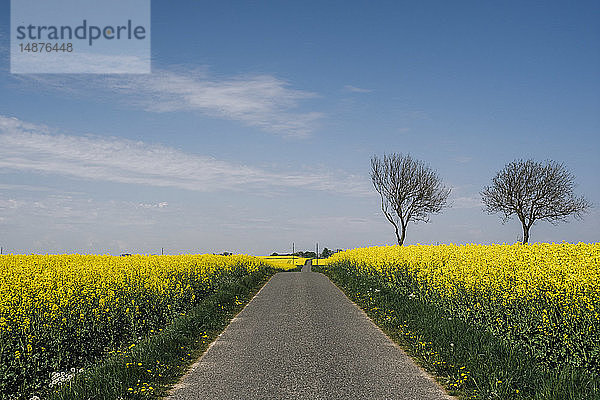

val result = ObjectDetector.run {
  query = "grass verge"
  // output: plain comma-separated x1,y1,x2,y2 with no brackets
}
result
45,268,276,400
313,264,599,400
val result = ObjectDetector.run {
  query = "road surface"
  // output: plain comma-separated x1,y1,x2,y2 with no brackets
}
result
167,261,454,399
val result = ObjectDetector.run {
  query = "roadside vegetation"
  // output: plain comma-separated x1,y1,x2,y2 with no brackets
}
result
314,243,600,400
257,255,308,270
0,254,278,399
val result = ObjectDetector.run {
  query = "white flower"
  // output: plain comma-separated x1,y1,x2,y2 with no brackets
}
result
48,368,78,388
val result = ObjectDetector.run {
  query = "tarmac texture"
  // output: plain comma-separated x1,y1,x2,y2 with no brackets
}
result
167,263,454,400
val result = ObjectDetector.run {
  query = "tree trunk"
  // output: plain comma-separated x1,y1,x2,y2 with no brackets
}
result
522,224,530,244
393,224,401,245
397,224,406,246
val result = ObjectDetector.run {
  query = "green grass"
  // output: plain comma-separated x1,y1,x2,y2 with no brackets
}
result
44,268,276,400
313,264,599,400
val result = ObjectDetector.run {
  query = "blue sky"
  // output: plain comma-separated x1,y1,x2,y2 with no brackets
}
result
0,0,598,255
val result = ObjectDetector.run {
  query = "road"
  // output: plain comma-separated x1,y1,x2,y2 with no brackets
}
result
167,261,454,399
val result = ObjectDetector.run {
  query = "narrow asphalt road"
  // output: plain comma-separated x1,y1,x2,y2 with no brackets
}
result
167,261,454,400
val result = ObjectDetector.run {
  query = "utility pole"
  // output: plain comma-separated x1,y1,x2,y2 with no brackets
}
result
292,243,295,267
316,242,319,266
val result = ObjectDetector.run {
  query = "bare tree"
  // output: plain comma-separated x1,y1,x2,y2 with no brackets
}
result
371,153,451,245
481,159,591,244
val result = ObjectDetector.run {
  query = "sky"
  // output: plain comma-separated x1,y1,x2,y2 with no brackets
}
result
0,0,598,255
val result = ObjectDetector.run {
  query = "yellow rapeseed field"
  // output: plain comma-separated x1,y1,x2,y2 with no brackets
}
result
311,258,333,266
324,243,600,372
0,254,270,396
258,255,308,270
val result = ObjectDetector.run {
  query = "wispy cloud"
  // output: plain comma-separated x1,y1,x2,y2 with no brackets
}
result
447,184,483,209
11,53,150,74
16,68,322,137
452,156,472,164
137,202,169,209
0,183,59,192
343,85,373,93
0,30,8,55
0,193,179,254
452,196,482,209
0,116,369,196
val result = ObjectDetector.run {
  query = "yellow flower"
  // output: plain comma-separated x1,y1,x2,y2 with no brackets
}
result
325,243,600,371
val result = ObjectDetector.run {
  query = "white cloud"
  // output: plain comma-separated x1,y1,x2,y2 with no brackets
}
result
11,52,150,74
0,198,21,210
343,85,373,93
17,68,322,137
447,184,483,209
0,183,60,192
137,202,168,209
0,196,176,227
0,116,370,196
290,215,372,227
452,156,472,164
452,196,482,209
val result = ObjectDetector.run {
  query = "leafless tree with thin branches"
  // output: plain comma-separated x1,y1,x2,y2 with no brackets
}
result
370,153,451,245
481,159,591,244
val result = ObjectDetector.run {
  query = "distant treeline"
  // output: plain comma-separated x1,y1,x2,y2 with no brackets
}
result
271,247,342,259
